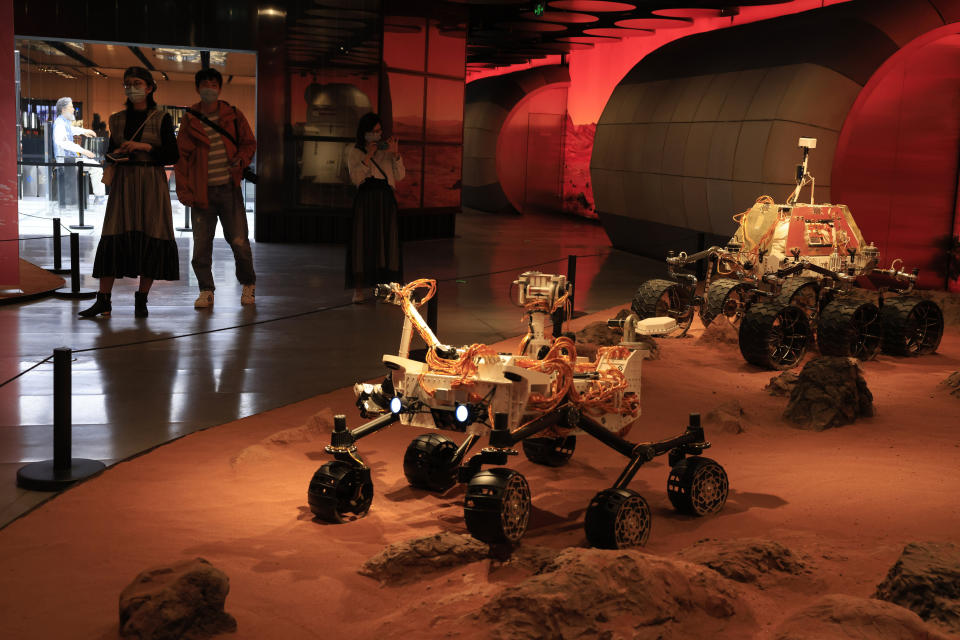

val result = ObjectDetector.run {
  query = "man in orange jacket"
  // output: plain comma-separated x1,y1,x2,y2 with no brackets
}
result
175,68,257,309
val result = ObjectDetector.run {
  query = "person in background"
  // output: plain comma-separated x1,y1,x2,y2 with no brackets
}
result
52,96,105,205
78,66,179,319
175,68,257,309
345,113,404,303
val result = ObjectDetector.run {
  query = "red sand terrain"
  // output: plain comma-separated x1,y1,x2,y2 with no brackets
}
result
0,305,958,639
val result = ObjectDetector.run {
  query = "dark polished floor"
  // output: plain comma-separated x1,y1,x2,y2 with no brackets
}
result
0,208,666,527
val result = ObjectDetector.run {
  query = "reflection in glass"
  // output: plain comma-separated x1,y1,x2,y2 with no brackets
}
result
394,144,422,209
424,143,462,208
426,78,464,144
384,16,426,71
427,19,466,78
387,73,425,141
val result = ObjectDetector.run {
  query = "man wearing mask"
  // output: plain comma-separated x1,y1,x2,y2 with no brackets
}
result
175,68,257,309
53,97,105,205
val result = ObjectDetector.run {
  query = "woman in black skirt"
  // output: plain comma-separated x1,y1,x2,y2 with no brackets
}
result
79,66,179,318
345,113,405,303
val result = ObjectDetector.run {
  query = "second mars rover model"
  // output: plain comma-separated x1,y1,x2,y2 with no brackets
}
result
308,273,729,549
629,138,944,370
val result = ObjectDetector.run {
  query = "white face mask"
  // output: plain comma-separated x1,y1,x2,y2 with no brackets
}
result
125,86,147,103
199,88,219,104
364,131,381,143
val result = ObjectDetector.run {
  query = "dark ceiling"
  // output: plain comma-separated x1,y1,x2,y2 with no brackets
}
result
287,0,800,71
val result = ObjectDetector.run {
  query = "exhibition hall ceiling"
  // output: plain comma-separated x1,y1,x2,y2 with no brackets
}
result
15,39,256,84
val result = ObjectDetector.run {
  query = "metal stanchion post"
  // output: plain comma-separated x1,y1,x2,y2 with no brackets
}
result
16,348,106,491
70,160,92,230
176,205,192,232
45,217,70,274
54,232,96,299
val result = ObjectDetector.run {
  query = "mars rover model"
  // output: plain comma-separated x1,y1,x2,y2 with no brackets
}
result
629,138,944,370
308,273,729,548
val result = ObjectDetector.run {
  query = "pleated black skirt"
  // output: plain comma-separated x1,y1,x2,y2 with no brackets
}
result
345,177,403,288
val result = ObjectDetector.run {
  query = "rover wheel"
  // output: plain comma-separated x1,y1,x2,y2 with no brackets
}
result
817,299,882,360
776,277,820,319
739,302,811,370
308,461,374,524
880,297,944,356
464,468,531,544
667,456,728,516
403,433,459,492
631,278,694,337
521,435,576,467
584,488,651,549
700,279,755,328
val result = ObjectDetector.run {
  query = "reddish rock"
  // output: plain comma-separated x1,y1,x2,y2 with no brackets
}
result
783,357,873,430
938,372,960,398
874,542,960,633
231,409,335,469
119,557,236,640
478,548,751,639
706,400,746,434
772,594,952,640
766,371,800,397
676,538,806,583
697,317,739,346
360,532,489,585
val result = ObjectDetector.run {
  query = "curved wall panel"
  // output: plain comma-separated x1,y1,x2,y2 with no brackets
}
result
463,65,569,212
592,0,960,288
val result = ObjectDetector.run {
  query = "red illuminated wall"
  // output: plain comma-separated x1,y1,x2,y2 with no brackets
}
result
0,0,17,286
467,0,852,220
833,25,960,290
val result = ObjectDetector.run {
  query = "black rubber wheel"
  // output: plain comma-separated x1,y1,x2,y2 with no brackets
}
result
667,456,728,516
817,299,882,359
880,297,944,356
403,433,459,492
776,277,820,319
739,302,811,370
521,435,576,467
700,279,755,328
308,461,374,523
584,488,651,549
464,468,531,544
631,278,694,336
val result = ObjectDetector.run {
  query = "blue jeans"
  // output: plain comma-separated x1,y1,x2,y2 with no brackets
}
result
190,184,255,291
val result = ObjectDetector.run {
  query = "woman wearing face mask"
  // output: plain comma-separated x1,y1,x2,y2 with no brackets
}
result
79,66,180,318
345,112,405,303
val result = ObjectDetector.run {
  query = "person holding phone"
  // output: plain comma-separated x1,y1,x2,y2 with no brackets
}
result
79,66,179,318
345,112,405,303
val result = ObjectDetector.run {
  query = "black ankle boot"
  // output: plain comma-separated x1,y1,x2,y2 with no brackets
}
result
135,292,149,318
78,292,111,318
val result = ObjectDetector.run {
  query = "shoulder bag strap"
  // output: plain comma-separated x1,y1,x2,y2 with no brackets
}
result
186,107,238,147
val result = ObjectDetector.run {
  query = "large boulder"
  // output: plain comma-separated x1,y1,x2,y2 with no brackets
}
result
874,542,960,633
772,594,952,640
478,548,752,639
119,557,236,640
676,538,806,583
783,357,873,430
359,532,489,585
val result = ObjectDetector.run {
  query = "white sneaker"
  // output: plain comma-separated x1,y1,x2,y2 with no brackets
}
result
241,284,256,305
194,291,214,309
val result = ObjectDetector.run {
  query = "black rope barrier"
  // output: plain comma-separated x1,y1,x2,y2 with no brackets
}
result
0,355,53,389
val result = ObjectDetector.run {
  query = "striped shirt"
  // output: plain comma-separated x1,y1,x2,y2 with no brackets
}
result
202,112,231,186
